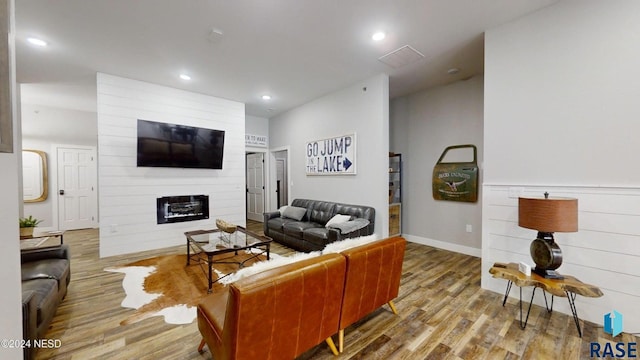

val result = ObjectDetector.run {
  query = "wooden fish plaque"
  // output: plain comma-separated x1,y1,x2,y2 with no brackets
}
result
432,144,478,202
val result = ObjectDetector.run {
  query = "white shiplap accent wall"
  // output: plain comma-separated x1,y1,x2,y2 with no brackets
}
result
482,184,640,333
97,73,245,257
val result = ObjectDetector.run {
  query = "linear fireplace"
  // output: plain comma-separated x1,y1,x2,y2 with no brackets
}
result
157,195,209,224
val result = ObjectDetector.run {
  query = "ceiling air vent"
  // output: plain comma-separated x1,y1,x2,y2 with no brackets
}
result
378,45,425,68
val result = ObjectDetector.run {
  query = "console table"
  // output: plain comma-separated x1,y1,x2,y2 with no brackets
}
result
489,262,603,337
20,230,65,250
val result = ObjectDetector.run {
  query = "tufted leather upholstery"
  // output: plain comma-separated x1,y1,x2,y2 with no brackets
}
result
338,236,406,352
264,199,376,252
197,253,346,359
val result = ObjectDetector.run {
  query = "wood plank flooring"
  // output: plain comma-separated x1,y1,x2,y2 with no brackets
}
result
33,222,637,359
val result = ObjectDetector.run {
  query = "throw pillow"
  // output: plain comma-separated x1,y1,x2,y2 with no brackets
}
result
325,214,351,228
219,251,322,284
281,206,307,221
278,205,289,216
322,234,380,254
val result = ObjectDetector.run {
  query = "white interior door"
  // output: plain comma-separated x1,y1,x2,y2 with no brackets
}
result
57,147,97,230
246,153,265,222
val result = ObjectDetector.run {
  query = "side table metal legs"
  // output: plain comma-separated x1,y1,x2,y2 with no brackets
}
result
502,281,578,334
565,291,583,337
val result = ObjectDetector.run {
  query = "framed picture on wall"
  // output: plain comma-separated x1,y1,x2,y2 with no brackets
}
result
0,0,13,153
305,133,356,175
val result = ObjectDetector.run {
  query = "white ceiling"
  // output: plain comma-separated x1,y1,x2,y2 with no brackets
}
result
15,0,559,118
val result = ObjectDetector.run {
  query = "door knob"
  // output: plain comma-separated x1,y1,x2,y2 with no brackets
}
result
59,190,65,195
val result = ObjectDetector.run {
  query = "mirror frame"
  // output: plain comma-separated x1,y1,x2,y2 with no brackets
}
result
23,149,48,203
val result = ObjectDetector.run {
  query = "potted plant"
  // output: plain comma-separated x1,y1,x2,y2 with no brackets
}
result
19,215,42,237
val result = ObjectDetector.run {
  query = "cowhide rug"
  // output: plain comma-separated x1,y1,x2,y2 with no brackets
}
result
105,251,269,326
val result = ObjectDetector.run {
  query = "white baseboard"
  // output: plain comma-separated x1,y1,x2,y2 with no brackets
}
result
403,234,481,258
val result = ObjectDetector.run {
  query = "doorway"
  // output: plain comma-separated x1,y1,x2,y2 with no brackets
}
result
246,152,265,222
56,145,98,230
273,150,288,208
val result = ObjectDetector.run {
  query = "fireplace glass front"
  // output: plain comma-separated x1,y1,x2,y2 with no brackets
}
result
157,195,209,224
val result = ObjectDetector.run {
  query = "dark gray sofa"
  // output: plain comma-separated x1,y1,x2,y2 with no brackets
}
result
263,199,375,252
21,244,71,360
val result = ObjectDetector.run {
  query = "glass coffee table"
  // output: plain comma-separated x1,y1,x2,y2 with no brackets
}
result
185,226,272,293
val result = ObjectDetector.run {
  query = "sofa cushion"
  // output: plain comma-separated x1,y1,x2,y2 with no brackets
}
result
309,202,336,225
22,259,70,283
21,279,58,325
325,214,351,228
282,206,307,221
267,217,295,231
283,221,323,238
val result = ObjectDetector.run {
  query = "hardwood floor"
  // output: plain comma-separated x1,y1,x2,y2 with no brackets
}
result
34,224,637,359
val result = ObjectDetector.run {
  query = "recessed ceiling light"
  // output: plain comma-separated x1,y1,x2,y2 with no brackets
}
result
27,37,47,47
179,74,191,80
372,32,386,41
447,68,460,75
261,95,271,100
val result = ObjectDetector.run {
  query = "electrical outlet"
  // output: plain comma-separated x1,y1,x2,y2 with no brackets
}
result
508,187,524,198
466,224,472,233
110,224,118,233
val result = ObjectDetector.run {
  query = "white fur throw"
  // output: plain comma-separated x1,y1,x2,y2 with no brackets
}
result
219,251,321,284
220,234,379,284
321,234,379,254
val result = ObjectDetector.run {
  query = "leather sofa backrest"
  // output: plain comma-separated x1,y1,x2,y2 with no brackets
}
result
290,199,375,226
309,201,336,225
218,253,346,359
339,236,406,330
291,198,315,220
334,203,375,222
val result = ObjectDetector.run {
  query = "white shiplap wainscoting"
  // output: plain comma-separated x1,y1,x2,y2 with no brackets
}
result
97,73,246,257
481,184,640,335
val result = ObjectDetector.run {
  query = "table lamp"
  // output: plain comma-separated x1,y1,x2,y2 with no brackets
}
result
518,192,578,279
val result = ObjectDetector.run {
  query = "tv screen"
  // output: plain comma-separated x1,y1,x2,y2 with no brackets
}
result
137,119,225,169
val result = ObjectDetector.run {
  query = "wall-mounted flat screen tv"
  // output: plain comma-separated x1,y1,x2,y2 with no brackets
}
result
137,119,225,169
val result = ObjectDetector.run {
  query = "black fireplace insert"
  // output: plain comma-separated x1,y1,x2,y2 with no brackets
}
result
157,195,209,224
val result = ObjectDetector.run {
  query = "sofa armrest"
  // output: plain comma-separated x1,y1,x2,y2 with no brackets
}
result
263,211,280,235
22,290,37,360
21,244,70,264
263,211,280,221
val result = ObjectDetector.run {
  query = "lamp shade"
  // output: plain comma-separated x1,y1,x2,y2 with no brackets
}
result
518,197,578,233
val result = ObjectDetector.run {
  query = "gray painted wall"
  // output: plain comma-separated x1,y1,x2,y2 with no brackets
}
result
482,0,640,332
1,0,24,353
269,74,390,238
390,76,484,252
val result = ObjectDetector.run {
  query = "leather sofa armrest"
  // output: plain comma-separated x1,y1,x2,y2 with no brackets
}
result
21,244,70,263
263,211,280,235
22,290,37,360
264,211,280,221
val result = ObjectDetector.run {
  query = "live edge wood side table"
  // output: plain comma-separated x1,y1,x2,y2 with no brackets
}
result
489,262,603,337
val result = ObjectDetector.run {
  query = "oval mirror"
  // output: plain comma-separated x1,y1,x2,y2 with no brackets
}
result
22,150,48,202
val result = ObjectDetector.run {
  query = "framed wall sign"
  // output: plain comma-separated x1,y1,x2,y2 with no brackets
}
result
245,134,267,147
0,0,13,153
305,133,356,175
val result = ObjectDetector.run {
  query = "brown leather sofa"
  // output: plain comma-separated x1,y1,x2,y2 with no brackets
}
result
197,236,406,358
197,253,346,359
338,236,406,352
